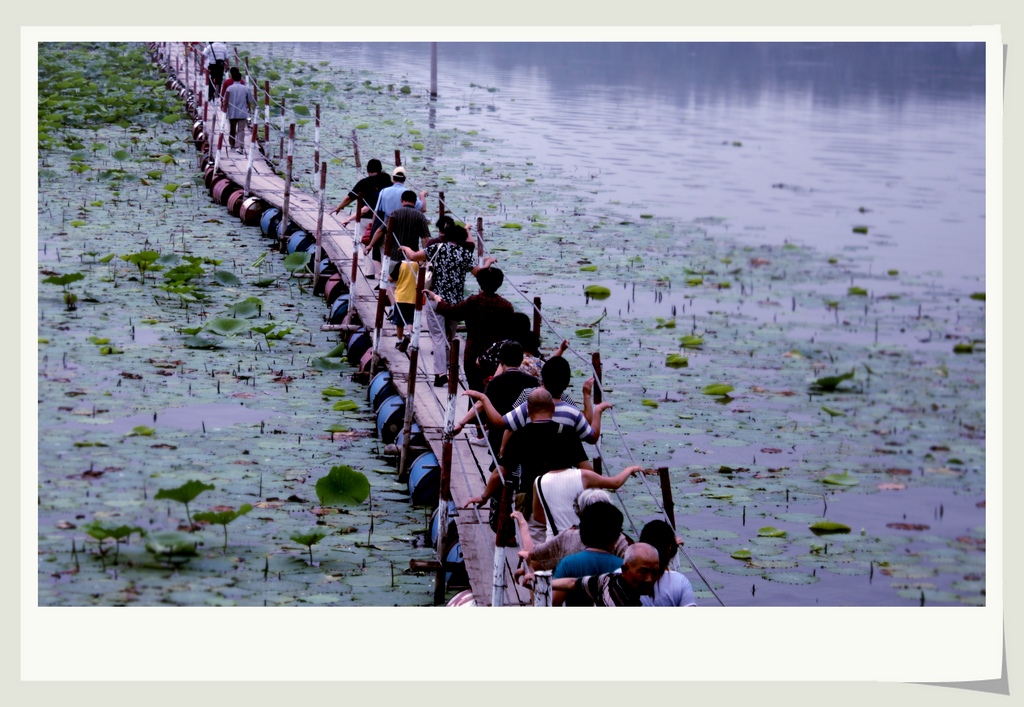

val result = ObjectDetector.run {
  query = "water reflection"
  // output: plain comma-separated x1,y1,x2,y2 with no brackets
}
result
260,41,986,285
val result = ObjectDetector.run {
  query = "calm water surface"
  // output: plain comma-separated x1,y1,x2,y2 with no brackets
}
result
263,42,986,289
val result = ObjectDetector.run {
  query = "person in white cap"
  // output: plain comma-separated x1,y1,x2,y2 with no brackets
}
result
367,166,426,277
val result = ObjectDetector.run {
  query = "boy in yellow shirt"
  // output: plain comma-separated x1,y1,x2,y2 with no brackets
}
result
390,260,419,352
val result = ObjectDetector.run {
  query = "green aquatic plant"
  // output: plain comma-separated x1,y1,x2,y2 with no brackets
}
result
665,353,689,369
145,532,199,567
121,250,160,281
812,369,855,392
205,318,249,336
821,471,860,487
42,272,85,311
83,522,144,565
193,504,253,553
809,521,852,536
701,383,734,396
291,529,330,566
154,480,215,531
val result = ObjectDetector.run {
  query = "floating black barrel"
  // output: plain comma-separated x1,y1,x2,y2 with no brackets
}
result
226,189,246,217
328,294,350,326
346,329,371,365
395,421,428,454
217,180,242,206
429,500,459,546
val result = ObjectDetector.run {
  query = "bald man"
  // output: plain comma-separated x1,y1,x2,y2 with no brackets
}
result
552,542,661,606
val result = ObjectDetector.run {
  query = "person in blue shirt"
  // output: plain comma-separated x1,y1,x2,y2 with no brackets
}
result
553,502,626,605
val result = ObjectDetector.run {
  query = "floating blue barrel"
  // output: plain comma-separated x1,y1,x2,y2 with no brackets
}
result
368,371,396,412
407,450,440,506
328,294,350,325
286,230,315,255
319,258,337,277
375,394,406,445
346,329,371,365
395,421,427,453
430,500,459,546
259,207,281,237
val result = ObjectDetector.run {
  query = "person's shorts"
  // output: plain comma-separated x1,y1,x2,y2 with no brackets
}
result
389,302,415,327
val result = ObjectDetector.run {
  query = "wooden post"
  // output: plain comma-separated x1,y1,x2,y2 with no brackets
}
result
313,104,321,193
394,149,401,167
592,351,603,476
203,66,209,105
476,217,485,266
430,42,438,98
342,249,359,329
263,81,270,144
533,570,552,607
313,162,327,292
279,123,295,251
213,133,223,175
353,194,364,252
278,98,286,161
370,216,395,375
243,123,257,197
399,265,429,482
533,296,542,341
184,46,189,97
438,190,446,226
491,474,516,607
351,129,361,170
658,467,675,529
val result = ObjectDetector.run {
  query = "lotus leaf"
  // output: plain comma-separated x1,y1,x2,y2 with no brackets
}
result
665,353,689,369
822,406,846,417
206,318,249,336
315,465,370,507
321,387,347,397
584,285,611,299
283,252,311,273
213,271,242,287
226,300,260,317
822,471,860,486
332,399,360,412
680,335,704,348
757,527,787,538
809,521,852,535
702,383,734,396
313,357,347,371
730,549,752,560
145,532,199,565
183,335,221,349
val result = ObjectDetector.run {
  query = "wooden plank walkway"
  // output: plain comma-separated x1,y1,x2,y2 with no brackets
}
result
161,43,526,606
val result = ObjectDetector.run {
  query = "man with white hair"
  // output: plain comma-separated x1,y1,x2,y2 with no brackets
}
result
552,542,661,607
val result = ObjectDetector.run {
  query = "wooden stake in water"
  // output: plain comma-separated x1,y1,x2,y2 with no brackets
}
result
263,81,270,144
430,42,438,98
658,466,675,529
399,265,430,482
476,217,485,267
351,129,361,170
533,296,542,341
370,216,395,375
313,162,327,292
279,123,295,252
244,123,257,198
313,104,321,190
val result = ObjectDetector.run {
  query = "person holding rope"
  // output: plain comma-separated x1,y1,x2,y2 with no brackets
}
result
633,520,697,607
332,158,392,237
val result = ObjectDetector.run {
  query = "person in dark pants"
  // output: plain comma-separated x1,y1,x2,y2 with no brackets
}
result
203,42,228,100
222,68,252,153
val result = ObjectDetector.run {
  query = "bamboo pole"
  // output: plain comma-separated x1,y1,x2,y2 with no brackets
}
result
279,123,295,252
352,129,361,170
399,264,429,482
342,248,358,329
313,162,327,291
213,133,223,175
438,190,446,228
394,149,401,167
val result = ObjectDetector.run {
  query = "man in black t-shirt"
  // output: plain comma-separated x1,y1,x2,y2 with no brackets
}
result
454,340,538,457
332,158,392,227
462,389,588,517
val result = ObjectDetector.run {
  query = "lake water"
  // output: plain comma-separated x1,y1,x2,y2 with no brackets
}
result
260,41,986,290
